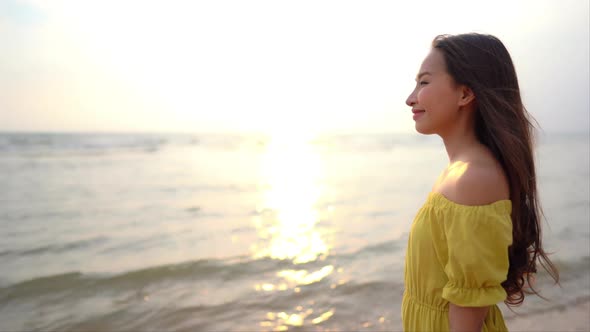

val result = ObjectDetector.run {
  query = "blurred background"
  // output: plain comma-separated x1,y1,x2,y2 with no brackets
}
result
0,0,588,331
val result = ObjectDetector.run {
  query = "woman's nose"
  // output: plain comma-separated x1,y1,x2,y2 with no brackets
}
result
406,90,416,107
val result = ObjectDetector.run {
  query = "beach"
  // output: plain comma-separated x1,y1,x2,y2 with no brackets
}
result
0,132,588,331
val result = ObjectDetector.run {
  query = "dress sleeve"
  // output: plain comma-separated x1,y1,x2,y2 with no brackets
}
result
440,205,513,307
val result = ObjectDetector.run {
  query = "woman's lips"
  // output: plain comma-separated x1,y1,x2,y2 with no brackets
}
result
412,109,425,120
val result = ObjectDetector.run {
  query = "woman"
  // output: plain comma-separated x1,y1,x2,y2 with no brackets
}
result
402,33,559,331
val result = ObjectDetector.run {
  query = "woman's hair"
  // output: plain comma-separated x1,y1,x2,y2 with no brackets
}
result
431,33,559,306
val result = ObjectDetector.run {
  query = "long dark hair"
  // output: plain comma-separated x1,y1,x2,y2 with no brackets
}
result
432,33,559,306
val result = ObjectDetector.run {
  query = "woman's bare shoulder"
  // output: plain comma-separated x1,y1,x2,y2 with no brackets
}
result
437,160,510,206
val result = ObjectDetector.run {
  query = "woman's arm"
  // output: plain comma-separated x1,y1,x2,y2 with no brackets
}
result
449,303,489,332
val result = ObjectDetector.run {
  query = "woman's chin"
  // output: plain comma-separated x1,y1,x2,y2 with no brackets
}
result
415,124,432,135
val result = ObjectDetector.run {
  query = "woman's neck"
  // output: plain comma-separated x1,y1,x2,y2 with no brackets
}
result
441,127,482,164
439,105,482,163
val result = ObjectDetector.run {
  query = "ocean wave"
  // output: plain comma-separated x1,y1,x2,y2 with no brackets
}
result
37,277,406,332
0,256,287,298
0,239,403,299
0,236,110,258
503,295,590,322
335,239,404,261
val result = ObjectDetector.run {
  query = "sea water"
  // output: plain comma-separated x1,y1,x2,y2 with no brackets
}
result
0,132,588,331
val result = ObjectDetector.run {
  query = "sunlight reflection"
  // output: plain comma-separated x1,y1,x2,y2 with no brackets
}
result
277,265,334,285
253,133,336,330
252,134,329,264
311,309,334,325
261,308,336,331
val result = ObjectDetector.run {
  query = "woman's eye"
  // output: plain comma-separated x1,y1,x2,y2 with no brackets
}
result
419,81,429,86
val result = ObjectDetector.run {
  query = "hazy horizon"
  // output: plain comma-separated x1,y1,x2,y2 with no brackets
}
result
1,0,589,135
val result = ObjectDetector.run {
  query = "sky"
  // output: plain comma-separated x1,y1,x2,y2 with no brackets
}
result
0,0,588,135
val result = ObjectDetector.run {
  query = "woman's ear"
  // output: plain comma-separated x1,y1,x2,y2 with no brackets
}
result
458,85,476,107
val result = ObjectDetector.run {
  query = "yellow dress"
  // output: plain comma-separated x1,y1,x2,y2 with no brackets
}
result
402,192,512,332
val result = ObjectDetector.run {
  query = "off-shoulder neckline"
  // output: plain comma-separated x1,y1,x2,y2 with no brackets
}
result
428,191,512,212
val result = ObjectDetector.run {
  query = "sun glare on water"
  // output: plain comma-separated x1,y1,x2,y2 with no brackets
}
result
251,130,338,330
253,130,328,264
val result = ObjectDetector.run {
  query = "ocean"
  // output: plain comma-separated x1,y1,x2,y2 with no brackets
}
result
0,131,588,331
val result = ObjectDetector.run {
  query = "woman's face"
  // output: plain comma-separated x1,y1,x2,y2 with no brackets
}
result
405,49,464,135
